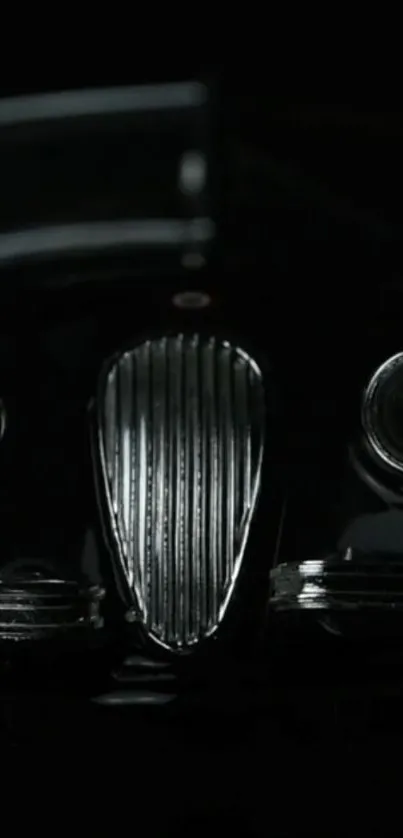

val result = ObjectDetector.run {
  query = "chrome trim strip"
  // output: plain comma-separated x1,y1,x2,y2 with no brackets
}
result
0,219,215,266
271,554,403,611
0,83,207,127
0,576,104,641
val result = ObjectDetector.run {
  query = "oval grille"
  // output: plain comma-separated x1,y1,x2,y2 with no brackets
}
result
97,335,265,651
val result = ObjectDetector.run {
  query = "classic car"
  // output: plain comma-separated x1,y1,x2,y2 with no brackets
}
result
0,81,402,808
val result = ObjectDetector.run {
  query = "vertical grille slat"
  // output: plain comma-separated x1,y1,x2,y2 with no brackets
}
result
224,347,235,585
156,339,167,635
128,353,136,593
200,342,209,635
150,343,160,628
119,357,132,548
189,337,200,641
207,339,219,630
173,336,183,643
136,343,149,611
98,334,265,652
183,340,192,641
167,341,175,639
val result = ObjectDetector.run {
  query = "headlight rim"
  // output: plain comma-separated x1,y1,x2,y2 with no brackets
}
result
361,351,403,474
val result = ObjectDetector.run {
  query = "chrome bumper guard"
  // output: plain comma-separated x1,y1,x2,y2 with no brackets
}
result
0,573,104,642
270,550,403,613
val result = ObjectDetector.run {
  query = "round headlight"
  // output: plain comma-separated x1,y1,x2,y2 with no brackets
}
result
362,352,403,472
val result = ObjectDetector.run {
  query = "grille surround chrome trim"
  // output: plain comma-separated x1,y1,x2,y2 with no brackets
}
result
95,334,265,653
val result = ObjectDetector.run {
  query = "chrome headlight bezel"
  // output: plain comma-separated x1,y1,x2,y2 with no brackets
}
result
361,352,403,474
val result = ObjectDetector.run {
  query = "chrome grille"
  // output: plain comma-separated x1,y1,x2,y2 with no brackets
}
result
97,335,265,652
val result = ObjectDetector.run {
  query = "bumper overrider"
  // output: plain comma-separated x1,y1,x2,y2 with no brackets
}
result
0,560,104,644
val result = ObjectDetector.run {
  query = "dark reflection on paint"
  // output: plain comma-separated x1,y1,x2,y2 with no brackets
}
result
338,509,403,555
